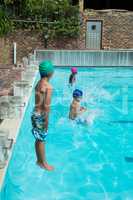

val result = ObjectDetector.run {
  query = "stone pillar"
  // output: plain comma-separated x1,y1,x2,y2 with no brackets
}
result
79,0,84,12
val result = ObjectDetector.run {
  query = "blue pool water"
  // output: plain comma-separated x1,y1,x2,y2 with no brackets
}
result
1,67,133,200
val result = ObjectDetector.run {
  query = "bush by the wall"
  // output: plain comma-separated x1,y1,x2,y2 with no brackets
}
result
0,8,13,36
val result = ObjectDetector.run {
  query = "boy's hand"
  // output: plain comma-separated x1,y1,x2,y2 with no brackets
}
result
80,107,87,111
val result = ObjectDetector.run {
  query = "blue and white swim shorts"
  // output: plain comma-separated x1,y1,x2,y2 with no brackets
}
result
31,112,48,142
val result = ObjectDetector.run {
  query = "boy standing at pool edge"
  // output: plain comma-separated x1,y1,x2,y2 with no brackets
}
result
31,60,54,171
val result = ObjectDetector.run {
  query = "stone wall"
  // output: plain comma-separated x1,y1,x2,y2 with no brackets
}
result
0,38,12,64
0,30,84,65
83,9,133,49
0,31,44,65
0,9,133,64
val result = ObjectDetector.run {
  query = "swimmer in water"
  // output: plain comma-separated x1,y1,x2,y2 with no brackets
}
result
69,67,77,87
69,89,87,120
31,60,54,171
69,89,98,125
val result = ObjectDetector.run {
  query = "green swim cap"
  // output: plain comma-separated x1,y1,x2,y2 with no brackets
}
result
39,60,54,76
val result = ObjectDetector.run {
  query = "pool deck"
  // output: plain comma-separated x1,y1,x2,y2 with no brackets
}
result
0,65,38,190
0,119,20,183
0,64,22,96
0,119,20,188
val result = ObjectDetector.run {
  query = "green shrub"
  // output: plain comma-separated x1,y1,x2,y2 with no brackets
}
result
0,9,12,36
1,0,80,38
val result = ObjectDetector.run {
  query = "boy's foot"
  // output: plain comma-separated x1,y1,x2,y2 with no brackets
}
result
36,161,54,171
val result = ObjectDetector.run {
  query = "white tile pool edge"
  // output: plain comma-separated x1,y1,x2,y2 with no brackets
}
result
0,71,38,191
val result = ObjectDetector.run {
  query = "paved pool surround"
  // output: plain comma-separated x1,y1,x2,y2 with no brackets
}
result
0,68,38,190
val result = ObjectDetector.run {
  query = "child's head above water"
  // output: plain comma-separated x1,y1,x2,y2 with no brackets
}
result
71,67,77,74
73,89,83,101
39,60,54,79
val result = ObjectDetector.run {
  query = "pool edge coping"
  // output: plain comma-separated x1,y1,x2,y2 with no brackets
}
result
0,71,38,192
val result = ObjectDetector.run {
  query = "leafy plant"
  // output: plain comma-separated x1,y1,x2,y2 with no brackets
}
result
0,8,12,36
4,0,16,4
0,0,80,39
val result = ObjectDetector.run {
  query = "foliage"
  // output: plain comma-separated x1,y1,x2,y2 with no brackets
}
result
53,6,80,38
24,0,69,16
0,8,12,36
4,0,15,4
0,0,80,38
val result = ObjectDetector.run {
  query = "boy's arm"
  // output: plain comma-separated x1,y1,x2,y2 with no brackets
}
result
43,86,52,131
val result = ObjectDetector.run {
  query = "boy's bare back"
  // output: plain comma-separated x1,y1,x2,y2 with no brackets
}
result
35,79,52,115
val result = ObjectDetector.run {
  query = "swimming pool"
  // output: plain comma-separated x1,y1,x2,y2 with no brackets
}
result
1,67,133,200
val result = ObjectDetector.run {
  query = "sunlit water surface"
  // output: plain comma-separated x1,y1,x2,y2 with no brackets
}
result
1,67,133,200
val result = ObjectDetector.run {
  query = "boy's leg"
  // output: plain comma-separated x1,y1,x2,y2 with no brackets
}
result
35,140,54,171
35,140,45,164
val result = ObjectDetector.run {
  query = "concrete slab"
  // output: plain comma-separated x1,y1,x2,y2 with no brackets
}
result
0,69,38,190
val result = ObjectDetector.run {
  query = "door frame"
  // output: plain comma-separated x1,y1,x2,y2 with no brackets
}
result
85,20,103,50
